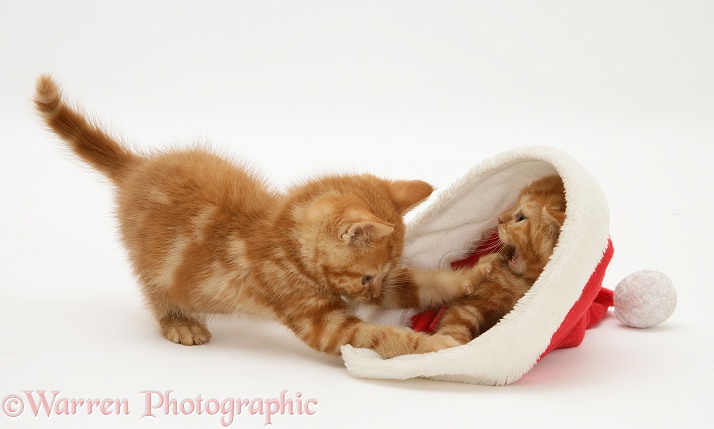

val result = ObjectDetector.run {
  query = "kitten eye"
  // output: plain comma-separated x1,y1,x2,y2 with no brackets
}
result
515,213,526,222
362,275,374,285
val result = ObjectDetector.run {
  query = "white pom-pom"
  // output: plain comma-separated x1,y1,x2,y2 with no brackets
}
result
613,270,677,328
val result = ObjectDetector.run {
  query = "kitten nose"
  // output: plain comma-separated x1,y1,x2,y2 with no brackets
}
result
371,286,381,299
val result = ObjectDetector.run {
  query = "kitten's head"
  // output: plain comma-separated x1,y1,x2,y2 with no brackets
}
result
287,175,433,302
497,175,566,278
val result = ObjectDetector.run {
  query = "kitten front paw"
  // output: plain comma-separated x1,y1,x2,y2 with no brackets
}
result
419,333,461,353
161,319,212,346
461,259,494,295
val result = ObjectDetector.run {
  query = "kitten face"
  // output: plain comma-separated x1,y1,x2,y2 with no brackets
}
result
498,201,564,276
289,177,432,302
325,244,395,302
323,210,403,302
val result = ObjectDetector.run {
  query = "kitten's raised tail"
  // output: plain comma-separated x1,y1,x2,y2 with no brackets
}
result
34,75,140,183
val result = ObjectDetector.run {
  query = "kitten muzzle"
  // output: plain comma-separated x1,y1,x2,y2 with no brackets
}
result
504,246,523,273
508,251,521,269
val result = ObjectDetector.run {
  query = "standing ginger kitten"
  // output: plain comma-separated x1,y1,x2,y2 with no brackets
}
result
435,175,566,344
35,76,489,359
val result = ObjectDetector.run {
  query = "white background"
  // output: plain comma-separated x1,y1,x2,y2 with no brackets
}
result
1,1,712,428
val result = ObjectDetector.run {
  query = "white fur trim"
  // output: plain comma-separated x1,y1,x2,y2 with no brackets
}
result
341,147,610,385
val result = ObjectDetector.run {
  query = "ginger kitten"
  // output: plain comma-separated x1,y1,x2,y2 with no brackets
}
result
35,76,489,359
435,175,566,344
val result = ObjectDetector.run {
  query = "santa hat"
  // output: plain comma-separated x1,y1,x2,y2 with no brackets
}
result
341,147,676,386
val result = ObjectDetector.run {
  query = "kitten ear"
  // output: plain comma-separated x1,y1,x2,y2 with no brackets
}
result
544,207,566,226
338,211,395,244
542,207,566,238
389,180,434,214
